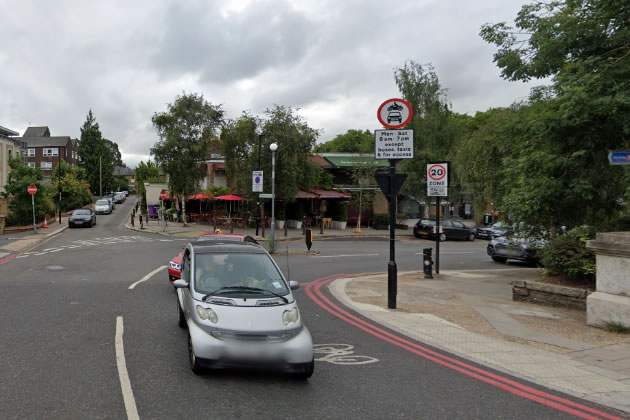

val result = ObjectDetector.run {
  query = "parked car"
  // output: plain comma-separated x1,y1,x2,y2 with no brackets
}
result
113,193,125,204
105,197,115,210
413,219,476,241
475,221,509,240
487,234,547,264
68,209,96,228
169,234,259,283
122,190,129,197
174,241,313,378
94,199,112,214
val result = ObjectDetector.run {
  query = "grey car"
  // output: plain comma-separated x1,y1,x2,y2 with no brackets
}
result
94,199,112,214
68,208,96,228
174,242,314,378
487,234,546,264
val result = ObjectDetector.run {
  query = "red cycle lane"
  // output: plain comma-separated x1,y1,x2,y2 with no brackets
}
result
305,274,624,420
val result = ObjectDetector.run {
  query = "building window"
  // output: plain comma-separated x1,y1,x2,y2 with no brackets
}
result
43,148,59,157
28,162,36,168
27,148,35,157
41,162,53,170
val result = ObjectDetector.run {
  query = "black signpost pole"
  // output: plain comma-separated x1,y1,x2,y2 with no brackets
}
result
388,159,397,309
435,196,440,274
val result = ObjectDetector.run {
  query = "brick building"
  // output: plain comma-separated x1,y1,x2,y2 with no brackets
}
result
16,126,79,179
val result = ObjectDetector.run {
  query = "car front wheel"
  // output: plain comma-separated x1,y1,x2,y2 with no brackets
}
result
188,333,203,374
468,233,475,241
492,256,507,263
439,233,447,242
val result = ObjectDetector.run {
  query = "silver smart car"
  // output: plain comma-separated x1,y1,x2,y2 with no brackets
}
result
174,242,314,378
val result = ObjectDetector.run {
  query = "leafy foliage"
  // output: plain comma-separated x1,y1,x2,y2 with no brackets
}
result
221,106,324,202
313,130,374,153
151,93,224,224
135,160,161,214
2,156,54,225
78,110,115,195
539,226,596,283
51,161,92,212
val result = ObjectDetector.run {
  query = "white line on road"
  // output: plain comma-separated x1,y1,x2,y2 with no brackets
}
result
415,251,473,254
115,316,140,420
314,254,379,258
128,265,167,290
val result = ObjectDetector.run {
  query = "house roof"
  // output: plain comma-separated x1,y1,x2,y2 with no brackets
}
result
23,126,50,137
322,155,389,169
19,136,72,147
311,188,351,199
307,155,332,168
0,126,19,136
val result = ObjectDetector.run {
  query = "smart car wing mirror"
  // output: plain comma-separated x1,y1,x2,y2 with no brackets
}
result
173,279,189,289
289,281,300,290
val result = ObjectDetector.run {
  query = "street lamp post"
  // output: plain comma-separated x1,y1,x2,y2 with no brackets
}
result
270,142,278,252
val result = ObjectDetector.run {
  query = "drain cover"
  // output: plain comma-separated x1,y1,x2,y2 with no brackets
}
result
46,265,64,271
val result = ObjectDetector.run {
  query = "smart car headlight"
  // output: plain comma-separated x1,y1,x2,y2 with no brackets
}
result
282,307,299,326
196,305,218,323
169,261,181,270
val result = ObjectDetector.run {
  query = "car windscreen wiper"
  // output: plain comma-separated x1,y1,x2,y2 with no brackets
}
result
203,286,288,303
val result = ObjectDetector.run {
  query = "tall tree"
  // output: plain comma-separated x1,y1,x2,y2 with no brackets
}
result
51,161,92,211
394,61,459,201
313,129,374,153
104,139,123,167
151,93,224,225
480,0,630,231
135,160,161,214
78,110,114,195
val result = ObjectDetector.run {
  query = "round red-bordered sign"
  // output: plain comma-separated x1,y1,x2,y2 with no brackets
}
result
27,184,38,195
427,164,447,181
160,190,168,200
377,98,413,129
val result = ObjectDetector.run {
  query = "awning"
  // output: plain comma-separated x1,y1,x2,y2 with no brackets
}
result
296,190,318,199
311,188,351,199
323,156,389,169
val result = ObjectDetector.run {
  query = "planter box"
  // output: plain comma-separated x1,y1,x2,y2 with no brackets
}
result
373,224,389,230
332,220,347,230
511,280,591,310
276,220,285,229
395,224,409,230
286,219,302,229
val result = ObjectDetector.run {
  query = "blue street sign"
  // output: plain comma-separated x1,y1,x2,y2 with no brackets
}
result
608,151,630,165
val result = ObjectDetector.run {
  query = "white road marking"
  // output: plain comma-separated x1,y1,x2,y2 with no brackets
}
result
314,254,379,258
159,239,173,242
313,344,379,365
115,316,140,420
128,265,167,290
415,251,473,254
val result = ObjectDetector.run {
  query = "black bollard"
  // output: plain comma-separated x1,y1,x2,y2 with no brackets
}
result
423,248,433,279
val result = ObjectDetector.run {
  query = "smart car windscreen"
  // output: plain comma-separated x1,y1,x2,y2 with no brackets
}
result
194,253,288,297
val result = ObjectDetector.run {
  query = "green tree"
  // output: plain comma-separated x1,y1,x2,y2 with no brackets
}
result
313,129,374,153
78,110,114,195
480,0,630,232
104,139,123,167
2,156,54,225
394,61,460,201
151,92,224,225
221,106,324,202
51,161,92,212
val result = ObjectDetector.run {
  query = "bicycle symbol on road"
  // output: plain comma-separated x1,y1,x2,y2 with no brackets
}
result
313,344,379,365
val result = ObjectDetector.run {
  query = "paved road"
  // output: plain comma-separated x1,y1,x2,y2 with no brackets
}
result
0,200,622,419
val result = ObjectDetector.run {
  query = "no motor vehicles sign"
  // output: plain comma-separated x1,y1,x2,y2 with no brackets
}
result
427,163,448,197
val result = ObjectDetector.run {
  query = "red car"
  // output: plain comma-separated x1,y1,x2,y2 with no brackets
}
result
168,234,259,283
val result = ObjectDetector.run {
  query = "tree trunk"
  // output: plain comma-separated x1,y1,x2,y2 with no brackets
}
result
182,194,187,226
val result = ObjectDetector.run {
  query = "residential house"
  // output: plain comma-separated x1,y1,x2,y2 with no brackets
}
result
114,166,136,192
1,125,26,195
16,126,79,179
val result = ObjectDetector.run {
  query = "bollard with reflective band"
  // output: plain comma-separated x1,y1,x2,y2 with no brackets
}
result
305,228,313,251
423,248,433,279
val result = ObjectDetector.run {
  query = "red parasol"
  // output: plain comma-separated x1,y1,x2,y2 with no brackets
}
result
214,194,245,201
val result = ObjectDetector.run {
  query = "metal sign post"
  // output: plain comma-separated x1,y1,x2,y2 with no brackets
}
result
28,184,38,233
160,190,167,232
427,162,449,274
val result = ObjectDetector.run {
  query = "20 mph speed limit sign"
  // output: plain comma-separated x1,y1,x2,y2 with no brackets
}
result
427,163,448,197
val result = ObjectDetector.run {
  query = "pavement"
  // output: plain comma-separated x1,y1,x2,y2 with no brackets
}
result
4,210,629,414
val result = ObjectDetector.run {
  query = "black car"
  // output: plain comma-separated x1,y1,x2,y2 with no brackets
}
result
68,209,96,228
113,194,125,204
413,219,476,241
475,221,509,240
487,235,546,264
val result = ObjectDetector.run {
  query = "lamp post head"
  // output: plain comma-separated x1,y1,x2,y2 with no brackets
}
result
269,143,278,152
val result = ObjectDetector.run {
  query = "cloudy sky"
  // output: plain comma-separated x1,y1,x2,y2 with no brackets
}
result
1,0,537,168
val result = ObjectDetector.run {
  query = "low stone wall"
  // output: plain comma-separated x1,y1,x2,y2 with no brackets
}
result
512,280,591,310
